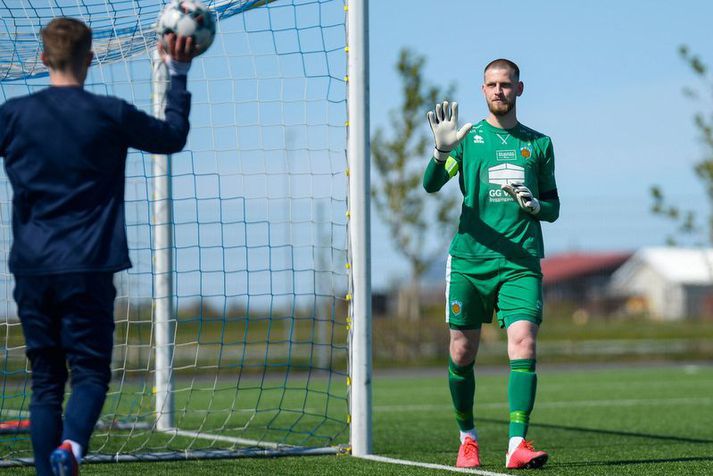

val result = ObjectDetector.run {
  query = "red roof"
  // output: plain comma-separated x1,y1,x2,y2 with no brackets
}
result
541,252,633,285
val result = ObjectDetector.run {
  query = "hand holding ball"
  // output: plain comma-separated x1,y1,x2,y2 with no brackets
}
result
157,0,216,58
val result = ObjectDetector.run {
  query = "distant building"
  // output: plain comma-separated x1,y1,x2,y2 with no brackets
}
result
541,251,633,305
609,247,713,320
414,251,634,318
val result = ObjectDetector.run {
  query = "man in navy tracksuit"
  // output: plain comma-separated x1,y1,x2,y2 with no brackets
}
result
0,18,196,475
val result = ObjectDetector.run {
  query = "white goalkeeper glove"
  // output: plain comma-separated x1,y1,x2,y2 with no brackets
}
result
427,101,472,162
501,182,541,215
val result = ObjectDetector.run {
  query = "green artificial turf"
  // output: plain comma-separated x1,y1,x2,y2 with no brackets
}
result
5,364,713,475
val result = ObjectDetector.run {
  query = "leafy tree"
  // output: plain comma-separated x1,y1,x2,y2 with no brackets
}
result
371,48,460,320
650,46,713,245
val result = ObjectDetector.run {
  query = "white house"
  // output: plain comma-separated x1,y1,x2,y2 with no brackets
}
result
609,247,713,320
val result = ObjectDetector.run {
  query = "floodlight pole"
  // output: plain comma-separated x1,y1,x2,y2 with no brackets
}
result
347,0,372,457
151,50,175,431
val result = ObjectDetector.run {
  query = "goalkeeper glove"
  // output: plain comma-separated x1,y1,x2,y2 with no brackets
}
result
427,101,472,162
501,182,541,215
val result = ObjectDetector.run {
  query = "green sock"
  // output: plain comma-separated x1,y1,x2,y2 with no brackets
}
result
508,359,537,438
448,357,475,432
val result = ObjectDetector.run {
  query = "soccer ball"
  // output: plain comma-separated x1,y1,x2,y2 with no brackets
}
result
156,0,216,57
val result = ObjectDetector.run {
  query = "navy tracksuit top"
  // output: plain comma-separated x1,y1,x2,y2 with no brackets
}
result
0,75,191,275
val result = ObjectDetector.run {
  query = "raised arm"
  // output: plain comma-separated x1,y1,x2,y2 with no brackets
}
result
122,34,196,154
423,154,459,193
423,101,470,193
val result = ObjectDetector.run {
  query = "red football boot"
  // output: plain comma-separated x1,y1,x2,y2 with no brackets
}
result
506,439,548,469
456,436,480,468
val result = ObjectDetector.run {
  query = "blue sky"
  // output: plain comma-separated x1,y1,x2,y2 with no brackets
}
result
2,0,712,298
368,0,713,289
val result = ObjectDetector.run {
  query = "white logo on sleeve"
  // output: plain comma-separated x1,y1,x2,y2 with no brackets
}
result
473,134,484,144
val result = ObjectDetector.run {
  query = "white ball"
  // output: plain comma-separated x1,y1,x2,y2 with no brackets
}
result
156,0,216,56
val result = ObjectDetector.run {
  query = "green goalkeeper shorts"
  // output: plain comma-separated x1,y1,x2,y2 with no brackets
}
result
445,255,543,329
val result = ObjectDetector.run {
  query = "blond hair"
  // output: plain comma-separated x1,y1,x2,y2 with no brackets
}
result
484,58,520,81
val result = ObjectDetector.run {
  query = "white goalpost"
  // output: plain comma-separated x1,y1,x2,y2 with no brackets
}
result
345,0,371,457
0,0,370,466
151,48,176,434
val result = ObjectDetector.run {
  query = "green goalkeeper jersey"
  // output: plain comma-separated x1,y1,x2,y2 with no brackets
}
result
423,119,559,259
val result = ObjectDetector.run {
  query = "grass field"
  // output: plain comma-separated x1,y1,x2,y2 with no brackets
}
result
7,363,713,475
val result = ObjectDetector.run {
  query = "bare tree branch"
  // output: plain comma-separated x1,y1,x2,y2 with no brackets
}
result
371,48,460,318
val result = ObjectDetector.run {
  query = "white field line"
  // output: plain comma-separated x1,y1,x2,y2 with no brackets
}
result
159,428,283,449
128,395,713,418
5,396,709,424
373,396,713,413
357,454,515,476
7,396,707,421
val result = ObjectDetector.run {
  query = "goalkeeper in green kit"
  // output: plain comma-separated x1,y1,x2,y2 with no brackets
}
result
423,59,559,469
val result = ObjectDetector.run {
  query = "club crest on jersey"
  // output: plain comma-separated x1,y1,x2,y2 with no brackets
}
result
473,134,484,144
450,300,462,316
520,145,532,159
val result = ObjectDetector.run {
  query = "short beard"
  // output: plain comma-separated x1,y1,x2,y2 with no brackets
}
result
487,99,515,116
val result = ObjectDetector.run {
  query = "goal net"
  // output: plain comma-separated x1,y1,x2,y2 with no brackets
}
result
0,0,360,465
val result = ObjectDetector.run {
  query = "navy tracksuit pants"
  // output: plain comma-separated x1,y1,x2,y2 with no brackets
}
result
14,273,115,476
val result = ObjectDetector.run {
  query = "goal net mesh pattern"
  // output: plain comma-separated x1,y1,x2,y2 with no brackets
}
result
0,0,349,463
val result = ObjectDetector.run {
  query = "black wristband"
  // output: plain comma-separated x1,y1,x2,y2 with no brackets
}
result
435,147,451,154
